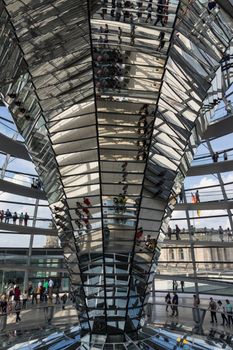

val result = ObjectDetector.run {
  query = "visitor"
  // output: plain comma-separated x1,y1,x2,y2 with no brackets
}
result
0,294,8,326
157,31,165,51
208,297,217,323
165,292,171,312
154,7,165,27
19,212,24,225
224,150,228,161
178,190,183,203
175,225,180,240
171,292,179,317
5,209,11,223
48,278,54,299
55,288,60,304
226,227,232,241
195,190,200,203
31,287,38,305
180,280,184,292
167,225,172,240
225,299,233,325
14,285,21,301
104,24,109,34
173,280,178,291
39,285,45,302
145,4,152,23
193,294,200,308
24,212,29,226
61,293,68,310
31,178,37,188
208,0,217,12
15,300,21,323
22,290,28,309
190,225,195,236
0,210,4,222
218,225,224,242
217,300,228,326
12,212,18,224
212,152,219,163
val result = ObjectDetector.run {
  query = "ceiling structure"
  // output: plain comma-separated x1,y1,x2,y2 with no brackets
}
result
0,0,232,339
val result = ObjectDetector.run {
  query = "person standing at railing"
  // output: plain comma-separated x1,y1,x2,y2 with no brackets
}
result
218,225,224,242
212,152,219,163
225,299,233,325
193,294,200,308
208,297,217,323
24,212,29,226
224,150,228,161
0,210,4,222
195,190,200,203
5,209,11,224
217,300,228,326
19,212,24,225
175,225,181,240
12,212,18,225
226,227,232,241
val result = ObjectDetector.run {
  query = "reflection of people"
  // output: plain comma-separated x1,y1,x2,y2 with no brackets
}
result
175,225,180,240
167,226,172,239
218,225,224,242
208,0,217,13
104,226,110,247
145,235,157,251
157,31,165,51
171,292,179,317
180,280,184,292
165,292,171,312
195,190,200,203
224,150,228,161
212,152,219,163
173,280,178,291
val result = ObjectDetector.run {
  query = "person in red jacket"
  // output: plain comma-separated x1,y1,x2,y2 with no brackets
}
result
14,286,21,301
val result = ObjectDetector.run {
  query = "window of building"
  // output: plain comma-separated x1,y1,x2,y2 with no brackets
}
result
179,248,184,260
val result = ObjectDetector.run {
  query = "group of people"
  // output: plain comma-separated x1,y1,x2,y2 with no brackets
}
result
0,209,29,226
172,280,185,292
0,279,68,324
94,47,127,92
31,177,42,190
137,104,153,161
208,297,233,326
100,0,170,27
164,292,233,327
167,224,233,242
165,292,179,317
97,12,167,51
178,189,200,204
212,150,228,163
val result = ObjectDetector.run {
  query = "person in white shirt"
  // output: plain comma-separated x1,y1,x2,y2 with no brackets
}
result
48,279,54,299
48,279,54,288
217,300,228,326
